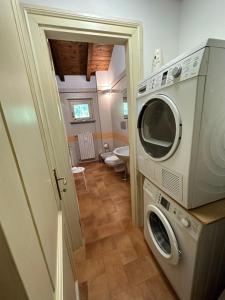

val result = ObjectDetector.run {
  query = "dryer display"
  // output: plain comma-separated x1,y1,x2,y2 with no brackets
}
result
161,71,168,86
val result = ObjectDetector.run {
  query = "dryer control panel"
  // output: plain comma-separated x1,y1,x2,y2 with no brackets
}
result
137,47,208,97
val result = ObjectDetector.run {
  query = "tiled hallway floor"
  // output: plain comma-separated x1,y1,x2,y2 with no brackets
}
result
73,162,178,300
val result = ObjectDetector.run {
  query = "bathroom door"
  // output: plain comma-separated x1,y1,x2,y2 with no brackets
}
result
0,102,54,300
22,12,83,251
0,0,59,293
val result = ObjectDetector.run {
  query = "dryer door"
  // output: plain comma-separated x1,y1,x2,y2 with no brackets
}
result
137,94,181,161
146,204,180,265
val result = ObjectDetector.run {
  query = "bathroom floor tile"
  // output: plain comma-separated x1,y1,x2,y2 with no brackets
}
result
124,256,159,286
74,162,177,300
86,236,116,259
88,274,110,300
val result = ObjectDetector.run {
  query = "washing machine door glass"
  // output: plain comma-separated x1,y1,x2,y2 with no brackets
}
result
138,94,181,161
147,204,180,265
149,212,171,255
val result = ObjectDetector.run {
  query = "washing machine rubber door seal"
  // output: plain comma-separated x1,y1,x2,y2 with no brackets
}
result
146,204,180,265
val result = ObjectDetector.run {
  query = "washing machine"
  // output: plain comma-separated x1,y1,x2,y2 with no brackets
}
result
137,38,225,209
143,178,225,300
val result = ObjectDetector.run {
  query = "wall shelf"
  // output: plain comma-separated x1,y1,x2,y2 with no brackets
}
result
70,120,96,124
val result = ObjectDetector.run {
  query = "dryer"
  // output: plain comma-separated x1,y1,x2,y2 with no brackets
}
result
137,39,225,209
143,178,225,300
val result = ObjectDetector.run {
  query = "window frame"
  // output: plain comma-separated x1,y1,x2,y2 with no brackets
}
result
123,99,128,119
69,98,94,122
122,89,128,119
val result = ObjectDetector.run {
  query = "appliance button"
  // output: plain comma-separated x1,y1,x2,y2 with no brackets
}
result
172,65,182,78
181,217,190,228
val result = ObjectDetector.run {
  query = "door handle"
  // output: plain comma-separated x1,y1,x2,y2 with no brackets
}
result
57,176,67,185
53,169,67,200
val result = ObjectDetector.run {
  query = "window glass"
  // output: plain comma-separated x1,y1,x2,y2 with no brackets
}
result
123,102,128,117
73,103,90,119
149,212,171,255
69,98,94,121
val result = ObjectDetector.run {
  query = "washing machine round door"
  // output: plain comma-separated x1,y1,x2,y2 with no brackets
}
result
137,94,181,161
147,204,180,265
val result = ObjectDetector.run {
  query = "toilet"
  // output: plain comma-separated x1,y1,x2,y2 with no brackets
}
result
101,152,125,172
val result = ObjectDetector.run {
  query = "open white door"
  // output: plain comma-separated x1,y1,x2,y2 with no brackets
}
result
19,10,83,251
56,212,77,300
0,0,58,290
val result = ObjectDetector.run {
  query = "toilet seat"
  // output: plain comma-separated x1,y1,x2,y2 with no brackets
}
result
105,155,123,166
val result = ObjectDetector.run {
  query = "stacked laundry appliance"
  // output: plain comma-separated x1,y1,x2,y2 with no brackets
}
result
137,39,225,300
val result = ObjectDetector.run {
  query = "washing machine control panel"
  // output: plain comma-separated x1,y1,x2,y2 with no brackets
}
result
137,47,207,97
154,192,202,240
144,179,202,240
180,217,190,228
160,196,170,211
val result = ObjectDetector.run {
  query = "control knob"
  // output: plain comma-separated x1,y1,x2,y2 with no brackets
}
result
172,65,182,78
181,217,190,228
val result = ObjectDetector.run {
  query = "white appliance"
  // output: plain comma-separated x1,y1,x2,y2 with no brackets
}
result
143,178,225,300
137,39,225,209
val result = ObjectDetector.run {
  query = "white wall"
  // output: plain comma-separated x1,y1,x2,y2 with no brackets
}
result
97,93,114,150
57,75,103,164
107,45,126,83
96,46,128,149
60,91,102,164
56,75,96,90
110,76,129,148
95,71,111,90
20,0,181,78
96,46,125,88
179,0,225,52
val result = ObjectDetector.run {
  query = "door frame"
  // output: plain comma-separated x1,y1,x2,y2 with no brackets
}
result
14,2,143,238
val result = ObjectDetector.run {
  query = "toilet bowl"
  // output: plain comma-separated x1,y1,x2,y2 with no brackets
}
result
105,155,122,166
104,155,125,172
100,151,113,161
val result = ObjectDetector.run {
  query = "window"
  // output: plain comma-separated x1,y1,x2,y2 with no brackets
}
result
69,99,94,122
123,97,128,119
73,103,90,119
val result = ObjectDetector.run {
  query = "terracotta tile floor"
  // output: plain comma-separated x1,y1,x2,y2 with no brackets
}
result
73,162,178,300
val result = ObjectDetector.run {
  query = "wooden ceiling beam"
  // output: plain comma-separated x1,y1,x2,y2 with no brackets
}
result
49,40,65,81
49,40,113,81
86,43,93,81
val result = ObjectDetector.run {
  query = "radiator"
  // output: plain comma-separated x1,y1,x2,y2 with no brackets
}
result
77,132,95,160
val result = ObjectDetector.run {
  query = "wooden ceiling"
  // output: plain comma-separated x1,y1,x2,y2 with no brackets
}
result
49,40,114,81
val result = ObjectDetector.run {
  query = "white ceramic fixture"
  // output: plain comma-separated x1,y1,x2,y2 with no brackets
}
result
113,145,129,162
